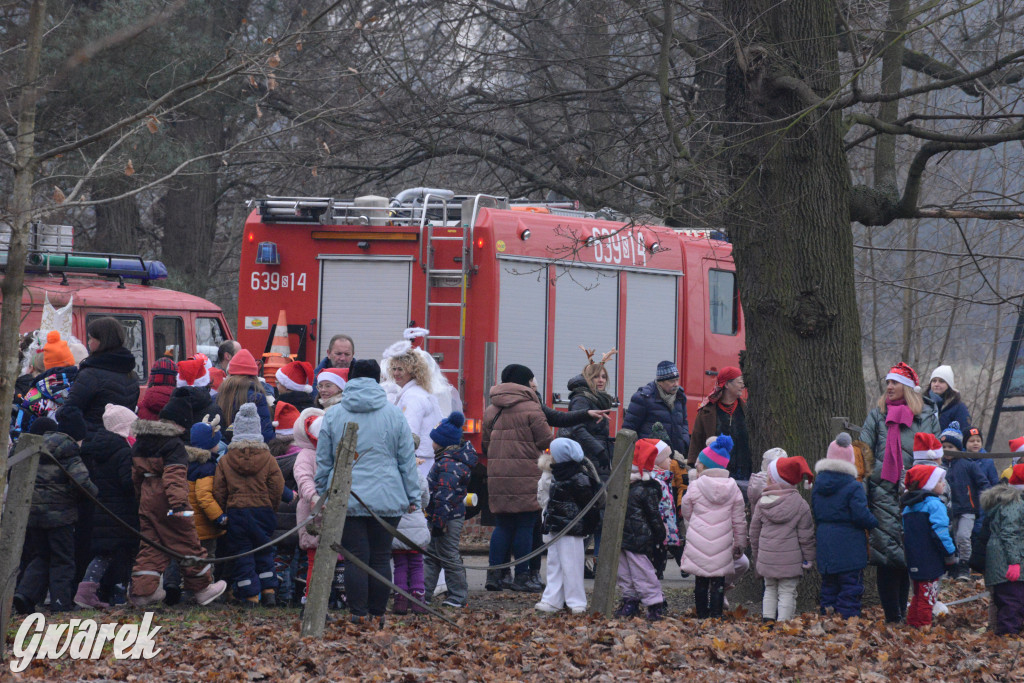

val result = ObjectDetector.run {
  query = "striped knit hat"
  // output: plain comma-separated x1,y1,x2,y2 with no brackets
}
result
698,435,733,470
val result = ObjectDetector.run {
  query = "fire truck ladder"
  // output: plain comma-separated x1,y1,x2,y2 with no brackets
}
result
421,193,469,395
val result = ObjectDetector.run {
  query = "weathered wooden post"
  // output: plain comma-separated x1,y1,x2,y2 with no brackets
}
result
591,428,636,616
0,434,45,660
300,422,358,637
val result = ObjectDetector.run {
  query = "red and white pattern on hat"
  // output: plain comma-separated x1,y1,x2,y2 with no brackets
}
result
913,432,944,462
635,439,671,470
274,401,301,435
276,360,315,393
1009,463,1024,488
176,359,209,387
904,463,946,492
769,456,814,488
885,362,921,393
1010,436,1024,454
317,368,348,391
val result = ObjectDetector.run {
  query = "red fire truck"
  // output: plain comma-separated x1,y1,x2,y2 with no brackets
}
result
237,189,745,437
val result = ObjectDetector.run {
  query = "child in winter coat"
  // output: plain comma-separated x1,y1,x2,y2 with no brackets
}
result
423,412,478,608
965,427,1000,487
680,435,747,619
392,468,430,614
748,447,787,510
813,433,878,618
269,402,303,606
13,409,98,614
129,388,227,607
901,463,957,628
640,439,682,580
136,357,177,420
750,456,816,622
213,402,288,606
980,464,1024,635
615,438,668,621
187,415,227,556
275,361,316,412
535,438,602,615
74,405,140,609
939,421,991,581
291,407,333,606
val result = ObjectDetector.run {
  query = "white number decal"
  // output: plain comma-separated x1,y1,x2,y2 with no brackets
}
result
250,272,309,291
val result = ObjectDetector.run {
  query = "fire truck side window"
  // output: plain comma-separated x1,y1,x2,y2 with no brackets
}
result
196,317,227,360
708,269,738,336
154,316,186,362
88,314,146,380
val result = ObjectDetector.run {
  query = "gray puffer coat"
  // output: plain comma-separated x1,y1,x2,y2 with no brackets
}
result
860,398,940,568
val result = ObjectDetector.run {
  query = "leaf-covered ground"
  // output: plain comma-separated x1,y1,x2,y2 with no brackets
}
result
6,579,1022,682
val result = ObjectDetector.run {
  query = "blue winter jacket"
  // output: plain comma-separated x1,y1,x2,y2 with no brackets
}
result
971,451,1000,488
621,381,690,455
425,441,478,530
929,391,971,433
314,377,420,518
902,489,956,581
941,455,990,517
811,461,878,574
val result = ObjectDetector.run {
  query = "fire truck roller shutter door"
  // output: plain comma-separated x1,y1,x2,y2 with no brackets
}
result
553,266,618,402
623,272,678,399
497,262,548,397
318,258,412,363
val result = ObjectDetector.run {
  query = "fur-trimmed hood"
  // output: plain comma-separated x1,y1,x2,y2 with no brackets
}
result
981,482,1023,512
815,458,858,479
186,445,212,464
537,451,553,473
131,419,185,437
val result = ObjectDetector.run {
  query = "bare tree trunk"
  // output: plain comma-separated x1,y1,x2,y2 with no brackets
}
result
0,0,47,492
88,177,142,255
717,0,867,464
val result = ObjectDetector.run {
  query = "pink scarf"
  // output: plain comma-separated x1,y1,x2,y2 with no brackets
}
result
881,399,913,483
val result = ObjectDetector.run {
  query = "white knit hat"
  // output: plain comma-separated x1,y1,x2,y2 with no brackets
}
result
929,365,956,392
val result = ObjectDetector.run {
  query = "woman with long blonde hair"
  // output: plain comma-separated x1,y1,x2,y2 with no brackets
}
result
387,350,442,477
860,362,940,624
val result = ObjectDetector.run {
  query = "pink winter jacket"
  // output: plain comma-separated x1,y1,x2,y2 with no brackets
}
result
749,483,816,579
680,469,747,577
293,428,320,551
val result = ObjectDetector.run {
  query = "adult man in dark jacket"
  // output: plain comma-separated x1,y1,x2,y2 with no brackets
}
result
312,334,354,398
622,360,690,456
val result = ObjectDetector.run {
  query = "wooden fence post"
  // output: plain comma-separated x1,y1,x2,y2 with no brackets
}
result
0,434,45,661
300,422,358,638
591,429,636,617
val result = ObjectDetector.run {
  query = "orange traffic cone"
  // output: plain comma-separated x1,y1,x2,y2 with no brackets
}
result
262,310,292,386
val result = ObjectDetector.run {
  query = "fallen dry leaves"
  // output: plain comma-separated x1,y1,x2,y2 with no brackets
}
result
5,581,1023,682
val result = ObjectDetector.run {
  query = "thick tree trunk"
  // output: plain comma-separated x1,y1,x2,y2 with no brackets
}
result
717,0,867,463
87,177,141,254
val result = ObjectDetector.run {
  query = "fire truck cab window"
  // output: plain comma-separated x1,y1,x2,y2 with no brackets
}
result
709,269,738,336
88,314,146,380
154,316,186,362
196,317,227,360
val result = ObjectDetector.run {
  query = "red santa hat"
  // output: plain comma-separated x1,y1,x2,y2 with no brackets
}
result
176,358,209,387
913,432,944,462
193,353,212,370
769,456,814,488
273,401,301,436
885,362,921,393
276,360,315,394
1009,436,1024,454
1009,463,1024,488
634,439,671,470
904,464,946,493
317,368,348,391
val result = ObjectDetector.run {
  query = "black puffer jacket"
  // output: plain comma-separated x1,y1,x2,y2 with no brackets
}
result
558,375,613,478
621,478,665,555
29,432,99,528
278,390,315,412
542,459,603,536
274,446,300,551
65,348,139,434
622,381,690,455
80,428,139,553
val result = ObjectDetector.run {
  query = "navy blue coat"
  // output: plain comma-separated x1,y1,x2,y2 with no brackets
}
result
811,463,878,574
902,489,956,581
930,392,971,433
941,456,990,517
81,428,139,553
622,381,690,455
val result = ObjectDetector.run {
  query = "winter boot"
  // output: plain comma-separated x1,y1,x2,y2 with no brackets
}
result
955,562,972,582
524,570,545,592
646,602,667,622
485,569,509,591
163,586,182,606
410,591,427,614
261,589,277,607
130,586,166,608
509,571,535,592
193,579,227,606
12,594,34,615
74,582,110,610
614,598,641,618
242,596,260,608
393,593,408,615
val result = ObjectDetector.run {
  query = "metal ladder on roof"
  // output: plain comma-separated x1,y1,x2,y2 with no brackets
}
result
420,194,469,396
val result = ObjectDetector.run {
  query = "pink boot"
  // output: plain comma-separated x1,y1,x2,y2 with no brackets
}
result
74,582,110,609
